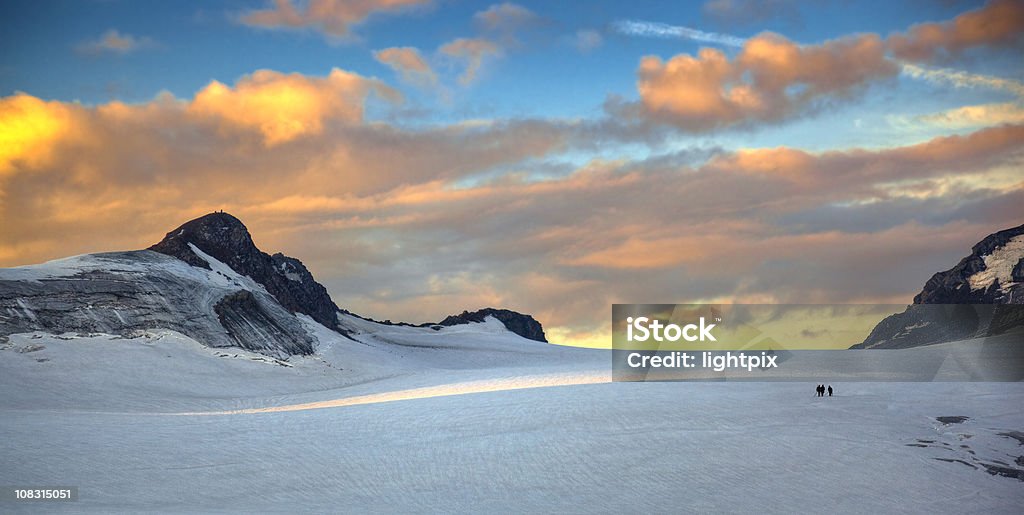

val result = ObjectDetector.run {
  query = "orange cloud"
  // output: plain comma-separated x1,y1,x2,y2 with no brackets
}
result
0,93,86,175
704,124,1024,190
187,68,400,145
241,0,431,39
439,38,502,85
565,234,743,269
374,47,437,87
635,32,896,130
706,147,815,181
0,70,576,265
888,0,1024,62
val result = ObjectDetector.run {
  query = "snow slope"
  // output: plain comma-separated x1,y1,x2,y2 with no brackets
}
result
1,324,1022,513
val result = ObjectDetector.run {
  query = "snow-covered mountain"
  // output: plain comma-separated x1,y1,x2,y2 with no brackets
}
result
914,223,1024,305
853,223,1024,349
0,212,549,358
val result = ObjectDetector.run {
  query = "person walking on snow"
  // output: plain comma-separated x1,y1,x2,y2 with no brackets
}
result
828,385,833,397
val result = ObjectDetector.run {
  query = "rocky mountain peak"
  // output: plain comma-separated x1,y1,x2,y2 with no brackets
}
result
852,223,1024,349
149,212,257,271
150,212,343,333
913,223,1024,305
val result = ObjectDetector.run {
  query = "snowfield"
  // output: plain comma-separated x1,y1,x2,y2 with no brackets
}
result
1,319,1022,513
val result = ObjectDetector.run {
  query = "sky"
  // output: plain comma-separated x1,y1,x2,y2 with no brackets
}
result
1,0,1022,347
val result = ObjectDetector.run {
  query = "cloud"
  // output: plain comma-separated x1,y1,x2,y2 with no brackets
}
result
888,0,1024,62
611,19,746,47
900,63,1024,97
893,102,1024,130
240,0,431,40
257,124,1022,344
618,3,1024,133
571,29,603,52
473,2,540,34
439,38,502,86
896,62,1024,131
374,47,437,87
0,93,87,175
394,4,535,90
76,29,153,55
0,69,582,256
187,68,401,145
630,32,897,131
374,3,538,92
2,71,1022,345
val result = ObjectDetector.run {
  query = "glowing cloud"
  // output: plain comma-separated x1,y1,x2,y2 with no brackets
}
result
634,32,896,131
187,68,400,145
912,103,1024,130
0,94,84,175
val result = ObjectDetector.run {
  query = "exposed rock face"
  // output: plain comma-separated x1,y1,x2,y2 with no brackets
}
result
214,290,314,355
438,308,548,342
149,212,342,333
0,251,314,357
913,224,1024,305
852,224,1024,349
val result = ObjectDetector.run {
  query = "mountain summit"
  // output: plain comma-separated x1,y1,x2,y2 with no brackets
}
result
149,212,342,332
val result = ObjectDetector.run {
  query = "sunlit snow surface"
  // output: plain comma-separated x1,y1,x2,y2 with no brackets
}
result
1,320,1022,513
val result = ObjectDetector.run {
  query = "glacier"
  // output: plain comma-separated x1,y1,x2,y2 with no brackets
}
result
1,322,1022,513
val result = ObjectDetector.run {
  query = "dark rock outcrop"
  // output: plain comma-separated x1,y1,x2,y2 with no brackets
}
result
150,212,342,333
852,223,1024,349
438,308,548,342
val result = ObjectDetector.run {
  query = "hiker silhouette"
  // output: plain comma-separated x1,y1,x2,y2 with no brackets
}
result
828,385,833,397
